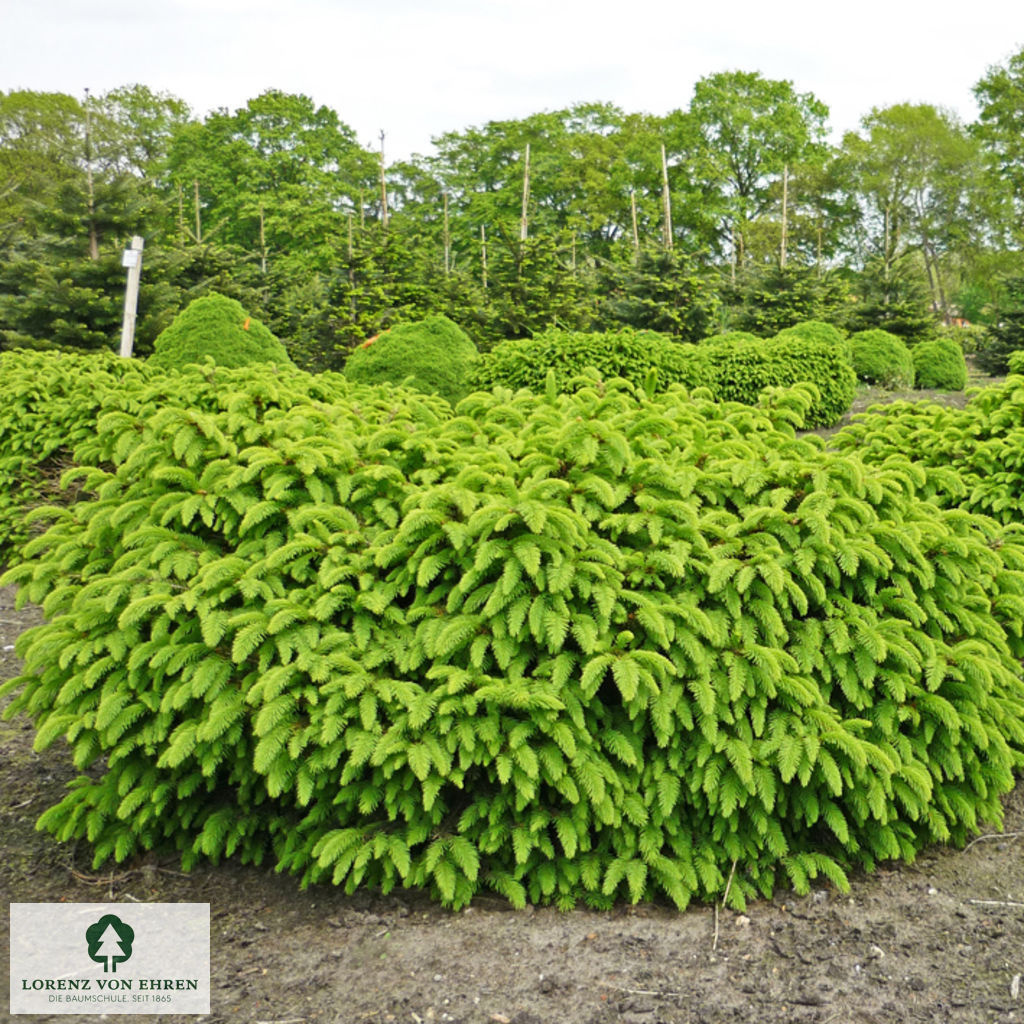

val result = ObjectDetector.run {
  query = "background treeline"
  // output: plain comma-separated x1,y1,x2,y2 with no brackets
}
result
3,52,1024,370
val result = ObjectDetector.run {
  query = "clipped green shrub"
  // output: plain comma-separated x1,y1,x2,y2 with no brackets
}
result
1008,351,1024,374
149,294,290,370
911,337,968,390
699,331,760,346
704,337,857,428
833,370,1024,522
469,327,715,395
343,315,480,406
5,374,1024,914
934,323,988,355
473,329,855,428
850,329,915,389
0,349,153,566
773,320,849,353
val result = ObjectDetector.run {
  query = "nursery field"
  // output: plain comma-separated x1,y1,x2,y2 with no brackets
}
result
2,350,1024,1015
1,584,1023,1024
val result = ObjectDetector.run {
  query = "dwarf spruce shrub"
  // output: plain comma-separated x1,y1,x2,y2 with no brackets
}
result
149,294,290,370
1008,351,1024,374
911,337,968,391
469,328,715,395
773,320,849,355
343,315,480,406
0,350,153,566
833,371,1024,523
850,329,916,389
699,331,760,346
4,369,1024,913
473,329,855,428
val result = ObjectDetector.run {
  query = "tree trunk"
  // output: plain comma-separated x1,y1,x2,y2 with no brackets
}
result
520,143,530,242
779,164,788,269
379,131,389,232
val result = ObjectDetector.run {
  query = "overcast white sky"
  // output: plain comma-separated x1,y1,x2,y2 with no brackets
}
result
2,0,1021,160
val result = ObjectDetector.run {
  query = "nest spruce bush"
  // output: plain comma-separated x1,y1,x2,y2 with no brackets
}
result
343,315,480,406
149,294,291,370
4,368,1024,915
0,349,154,566
850,329,916,389
833,371,1024,524
911,337,968,391
472,328,855,428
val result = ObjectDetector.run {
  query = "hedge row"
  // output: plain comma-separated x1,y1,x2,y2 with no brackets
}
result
470,327,856,428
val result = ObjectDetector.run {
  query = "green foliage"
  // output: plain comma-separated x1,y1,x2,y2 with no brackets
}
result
725,267,853,337
911,337,968,390
0,350,153,565
700,331,760,346
773,319,848,351
149,294,290,370
472,327,855,428
469,328,713,395
833,370,1024,522
342,315,480,405
933,323,989,355
705,336,856,427
976,278,1024,374
1008,351,1024,374
850,329,915,389
7,366,1022,913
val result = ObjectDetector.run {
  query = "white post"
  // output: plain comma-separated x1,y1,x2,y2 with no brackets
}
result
119,236,144,358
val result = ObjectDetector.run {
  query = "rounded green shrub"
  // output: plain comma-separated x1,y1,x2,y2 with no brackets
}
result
699,331,760,346
1006,350,1024,375
149,294,290,370
703,337,857,428
773,320,848,351
469,328,714,395
5,374,1024,914
850,329,915,389
343,315,480,406
0,349,153,567
911,337,968,390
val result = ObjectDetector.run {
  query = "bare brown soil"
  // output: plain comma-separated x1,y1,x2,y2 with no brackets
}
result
2,370,1023,1023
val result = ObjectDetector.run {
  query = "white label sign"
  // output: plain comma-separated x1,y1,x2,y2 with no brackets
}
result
9,903,210,1015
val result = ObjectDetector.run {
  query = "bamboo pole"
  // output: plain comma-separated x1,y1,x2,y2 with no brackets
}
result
379,131,389,231
443,191,450,275
520,143,530,242
630,189,640,257
481,224,488,289
661,144,673,250
780,164,788,268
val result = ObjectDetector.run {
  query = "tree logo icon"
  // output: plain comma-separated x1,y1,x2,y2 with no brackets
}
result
85,914,135,973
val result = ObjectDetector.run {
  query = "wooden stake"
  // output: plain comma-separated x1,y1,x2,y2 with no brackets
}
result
258,203,267,274
780,163,788,269
379,130,389,231
520,143,530,242
661,144,673,250
443,191,450,275
481,224,488,289
119,236,144,358
630,189,640,257
84,88,99,260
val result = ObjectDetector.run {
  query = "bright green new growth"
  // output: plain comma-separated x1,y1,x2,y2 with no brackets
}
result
0,350,153,566
833,370,1024,522
850,329,916,389
469,328,714,395
1008,351,1024,374
4,367,1024,915
911,337,967,390
471,328,855,428
773,320,849,352
699,331,760,346
342,315,480,406
149,294,291,370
